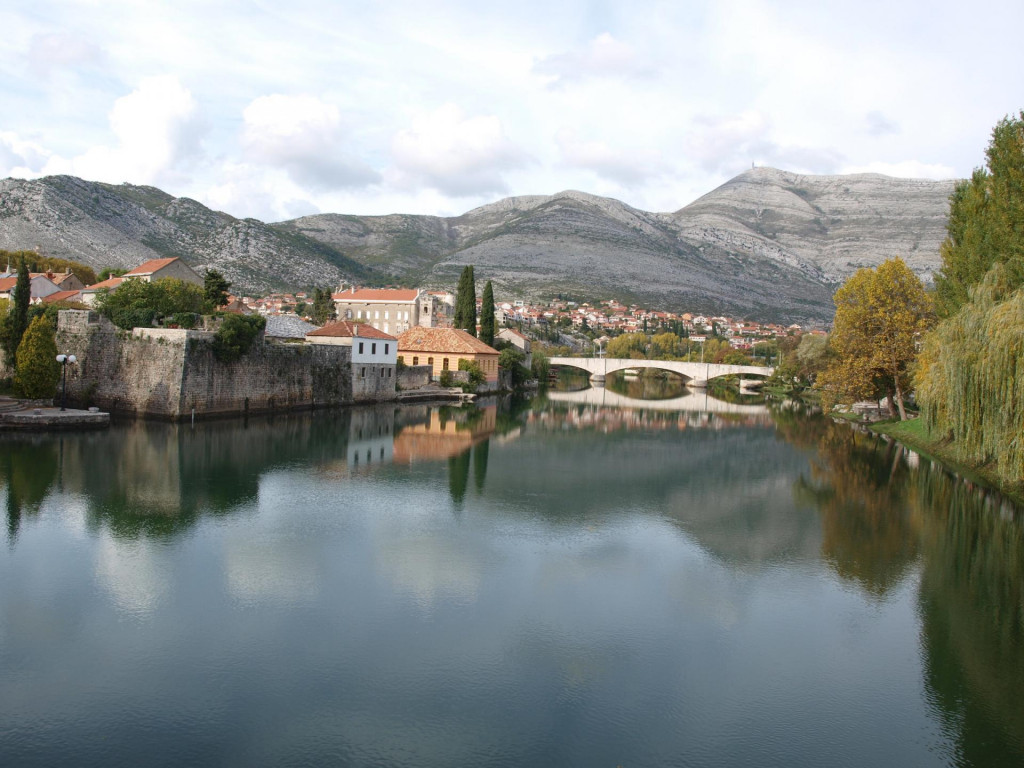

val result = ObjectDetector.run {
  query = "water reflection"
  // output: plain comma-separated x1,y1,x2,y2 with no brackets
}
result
547,385,769,414
779,410,921,597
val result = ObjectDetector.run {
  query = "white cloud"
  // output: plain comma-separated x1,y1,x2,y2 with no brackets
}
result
27,32,105,77
865,111,900,137
41,75,204,186
0,131,52,175
555,127,664,187
390,103,530,197
242,94,380,191
534,32,649,86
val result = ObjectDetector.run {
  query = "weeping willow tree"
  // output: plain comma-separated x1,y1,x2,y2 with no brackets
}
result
917,111,1024,483
917,265,1024,480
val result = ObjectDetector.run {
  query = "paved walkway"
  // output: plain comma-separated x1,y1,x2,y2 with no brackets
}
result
0,396,110,431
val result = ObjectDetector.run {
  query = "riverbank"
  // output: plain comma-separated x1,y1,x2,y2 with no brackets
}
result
870,416,1024,505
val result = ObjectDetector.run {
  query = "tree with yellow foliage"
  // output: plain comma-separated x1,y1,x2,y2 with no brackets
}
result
817,258,933,420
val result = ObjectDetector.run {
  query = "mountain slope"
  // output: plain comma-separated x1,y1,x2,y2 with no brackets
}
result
0,175,375,291
0,169,955,322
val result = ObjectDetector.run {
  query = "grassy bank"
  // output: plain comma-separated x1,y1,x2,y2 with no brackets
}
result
870,417,1024,505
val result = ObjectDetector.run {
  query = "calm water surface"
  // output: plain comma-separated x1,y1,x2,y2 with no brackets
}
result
0,392,1021,767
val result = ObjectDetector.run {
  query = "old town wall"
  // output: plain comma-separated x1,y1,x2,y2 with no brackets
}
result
55,311,390,420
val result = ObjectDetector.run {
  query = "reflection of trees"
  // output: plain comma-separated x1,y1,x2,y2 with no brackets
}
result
0,436,60,543
782,411,920,597
448,449,471,506
606,371,687,400
1,411,377,542
916,472,1024,765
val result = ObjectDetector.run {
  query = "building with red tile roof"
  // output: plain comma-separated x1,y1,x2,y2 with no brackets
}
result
397,327,499,382
332,286,440,334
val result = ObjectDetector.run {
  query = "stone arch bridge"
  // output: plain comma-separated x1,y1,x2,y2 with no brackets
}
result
549,357,774,388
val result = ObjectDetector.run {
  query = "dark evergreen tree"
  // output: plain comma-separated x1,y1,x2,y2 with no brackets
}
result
204,269,231,308
454,266,477,336
480,280,495,347
311,288,336,325
1,259,31,366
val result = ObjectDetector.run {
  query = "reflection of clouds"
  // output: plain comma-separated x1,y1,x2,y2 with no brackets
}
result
224,540,320,605
94,534,168,618
376,533,482,611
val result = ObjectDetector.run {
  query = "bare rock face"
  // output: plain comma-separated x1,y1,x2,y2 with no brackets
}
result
0,168,955,322
672,167,955,284
0,176,371,293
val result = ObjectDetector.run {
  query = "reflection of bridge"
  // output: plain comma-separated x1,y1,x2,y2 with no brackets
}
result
547,387,769,414
550,357,773,387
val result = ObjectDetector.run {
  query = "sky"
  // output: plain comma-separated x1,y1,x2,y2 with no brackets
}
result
1,0,1021,223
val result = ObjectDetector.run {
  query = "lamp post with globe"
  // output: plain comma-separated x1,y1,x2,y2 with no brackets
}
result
55,354,77,411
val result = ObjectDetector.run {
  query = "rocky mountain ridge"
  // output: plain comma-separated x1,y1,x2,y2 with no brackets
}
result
0,168,956,322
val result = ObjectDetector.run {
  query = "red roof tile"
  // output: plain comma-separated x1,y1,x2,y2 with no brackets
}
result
331,288,420,302
41,290,83,304
125,257,181,276
397,327,498,355
307,321,397,340
85,277,125,290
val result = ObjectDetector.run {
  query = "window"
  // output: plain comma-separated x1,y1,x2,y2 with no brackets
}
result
385,344,389,355
360,367,366,378
388,368,392,377
358,342,364,354
443,358,449,370
374,311,379,320
346,309,352,319
428,357,433,367
384,311,389,320
380,367,384,377
357,310,362,319
372,343,377,354
413,356,419,365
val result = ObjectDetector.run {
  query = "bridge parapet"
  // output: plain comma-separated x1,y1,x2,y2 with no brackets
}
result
549,357,773,386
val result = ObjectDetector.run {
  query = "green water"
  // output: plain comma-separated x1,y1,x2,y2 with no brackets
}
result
0,395,1021,766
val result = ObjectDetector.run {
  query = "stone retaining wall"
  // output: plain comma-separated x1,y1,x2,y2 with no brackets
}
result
55,310,390,420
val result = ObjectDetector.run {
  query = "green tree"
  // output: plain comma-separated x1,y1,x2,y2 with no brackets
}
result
0,259,31,367
311,287,336,325
454,266,476,336
97,267,128,282
650,332,682,359
498,347,530,386
212,314,266,362
817,258,932,420
480,280,495,347
204,269,231,308
14,316,59,399
934,113,1024,317
606,332,648,358
96,278,209,329
794,334,829,385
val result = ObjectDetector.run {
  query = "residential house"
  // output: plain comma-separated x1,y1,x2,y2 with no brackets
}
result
81,257,203,305
332,287,427,335
397,327,500,383
497,327,532,368
306,320,397,401
0,273,60,302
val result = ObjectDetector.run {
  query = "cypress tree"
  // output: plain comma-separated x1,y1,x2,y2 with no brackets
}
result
480,280,495,347
1,258,31,366
454,266,476,336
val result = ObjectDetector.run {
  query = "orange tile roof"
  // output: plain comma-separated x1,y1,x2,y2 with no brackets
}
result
85,277,125,290
307,321,397,340
397,327,499,355
41,290,83,303
332,287,420,302
125,257,180,276
0,277,15,291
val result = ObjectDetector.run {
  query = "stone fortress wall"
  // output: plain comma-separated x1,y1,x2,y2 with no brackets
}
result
56,311,395,420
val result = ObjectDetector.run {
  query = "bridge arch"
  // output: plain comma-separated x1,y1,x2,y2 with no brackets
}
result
549,357,773,388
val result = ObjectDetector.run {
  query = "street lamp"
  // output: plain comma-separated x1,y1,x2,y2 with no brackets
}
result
55,354,77,411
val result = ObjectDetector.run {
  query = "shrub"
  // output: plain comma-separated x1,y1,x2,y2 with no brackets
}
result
14,316,60,399
212,314,266,362
458,358,485,388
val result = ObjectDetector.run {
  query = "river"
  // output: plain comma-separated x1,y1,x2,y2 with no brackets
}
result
0,390,1021,767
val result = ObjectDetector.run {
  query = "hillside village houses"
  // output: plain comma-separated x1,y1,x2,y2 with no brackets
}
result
81,257,203,305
